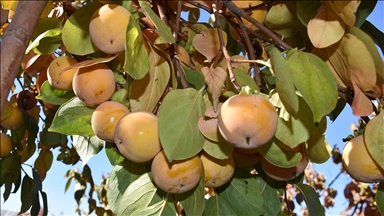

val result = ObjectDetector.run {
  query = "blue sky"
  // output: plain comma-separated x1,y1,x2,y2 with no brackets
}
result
1,2,384,215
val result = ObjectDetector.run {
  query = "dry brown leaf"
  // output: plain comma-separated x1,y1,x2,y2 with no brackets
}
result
192,28,227,62
351,77,373,116
201,66,227,111
308,4,345,48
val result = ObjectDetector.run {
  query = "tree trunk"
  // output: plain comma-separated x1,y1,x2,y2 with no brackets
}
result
0,1,47,115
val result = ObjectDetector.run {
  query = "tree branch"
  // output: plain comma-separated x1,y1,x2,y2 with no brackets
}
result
1,1,47,115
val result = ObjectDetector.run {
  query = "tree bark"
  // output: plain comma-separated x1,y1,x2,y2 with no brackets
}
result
0,1,47,115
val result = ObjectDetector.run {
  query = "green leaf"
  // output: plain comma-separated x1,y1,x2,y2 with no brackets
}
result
294,183,324,216
3,173,13,202
183,67,206,90
138,1,175,44
49,97,95,136
376,182,384,215
26,28,62,54
41,108,67,147
40,191,48,216
129,50,170,112
30,193,40,216
306,119,331,164
107,160,148,212
175,172,205,216
364,110,384,170
62,1,103,55
36,81,76,105
124,11,149,80
267,46,298,117
72,135,104,166
216,170,264,215
203,138,234,160
105,142,125,166
296,1,321,27
354,0,377,27
258,137,302,168
203,195,237,216
286,50,338,122
158,88,205,161
19,175,33,214
254,163,284,216
275,96,327,148
232,68,258,92
115,173,159,215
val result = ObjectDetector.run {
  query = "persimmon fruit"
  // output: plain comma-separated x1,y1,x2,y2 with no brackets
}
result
200,151,235,188
1,107,24,130
342,135,384,183
72,63,115,106
91,101,129,142
16,90,37,110
89,4,131,54
218,94,278,150
0,133,13,158
47,55,78,91
114,111,162,163
151,150,202,194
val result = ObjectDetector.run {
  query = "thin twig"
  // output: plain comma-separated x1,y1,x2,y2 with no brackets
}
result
213,2,241,93
222,0,291,51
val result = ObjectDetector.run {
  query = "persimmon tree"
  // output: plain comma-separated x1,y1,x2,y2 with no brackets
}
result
1,0,383,215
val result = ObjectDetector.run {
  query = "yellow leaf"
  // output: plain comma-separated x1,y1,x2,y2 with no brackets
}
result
192,28,227,62
308,4,345,48
201,66,227,111
328,33,376,91
322,0,360,26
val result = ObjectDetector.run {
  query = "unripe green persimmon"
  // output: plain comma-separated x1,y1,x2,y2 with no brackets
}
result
151,150,202,194
114,111,162,163
218,94,278,150
72,63,115,106
92,101,129,142
47,56,78,91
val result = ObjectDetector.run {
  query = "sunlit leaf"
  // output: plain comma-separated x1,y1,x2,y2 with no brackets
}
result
124,10,149,80
138,1,175,44
26,28,62,54
308,4,345,48
333,33,376,91
201,66,227,111
258,137,302,168
130,50,170,112
350,77,373,116
267,46,298,117
62,1,103,55
107,160,148,212
286,50,338,122
115,174,159,215
158,88,205,161
175,173,205,216
203,195,237,216
72,135,104,166
193,28,227,62
49,97,95,136
322,0,360,26
216,170,264,215
346,26,384,84
265,2,302,38
36,81,75,105
364,110,384,170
